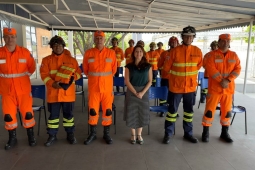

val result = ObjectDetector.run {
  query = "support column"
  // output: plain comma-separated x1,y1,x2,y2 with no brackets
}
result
243,18,254,94
68,31,74,56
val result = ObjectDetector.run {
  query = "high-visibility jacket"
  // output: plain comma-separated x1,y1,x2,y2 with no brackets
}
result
124,46,134,65
40,49,82,103
0,45,35,95
110,46,124,67
163,44,203,93
205,49,241,94
83,47,117,93
203,51,213,78
147,50,160,70
156,48,165,55
55,63,76,84
158,50,171,79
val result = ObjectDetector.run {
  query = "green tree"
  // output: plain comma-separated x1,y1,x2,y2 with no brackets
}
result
245,25,255,44
58,31,130,56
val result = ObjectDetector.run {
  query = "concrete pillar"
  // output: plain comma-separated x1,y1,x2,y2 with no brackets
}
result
68,31,74,56
52,30,58,37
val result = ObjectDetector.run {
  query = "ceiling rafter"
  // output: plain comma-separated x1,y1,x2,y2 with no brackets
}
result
16,4,48,25
42,4,65,26
60,0,82,27
88,1,98,28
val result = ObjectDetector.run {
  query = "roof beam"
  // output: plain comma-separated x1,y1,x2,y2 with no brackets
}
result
50,25,182,32
88,1,98,28
60,0,82,27
42,5,65,26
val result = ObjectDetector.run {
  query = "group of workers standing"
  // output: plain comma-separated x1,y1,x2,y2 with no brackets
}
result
0,25,240,150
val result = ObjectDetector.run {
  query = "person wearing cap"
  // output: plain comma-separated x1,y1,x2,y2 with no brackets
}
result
157,36,179,117
147,42,160,86
83,31,117,145
162,26,202,144
0,27,36,150
40,35,82,147
125,39,135,65
156,42,165,55
110,37,124,92
137,40,149,61
201,34,241,143
200,40,218,103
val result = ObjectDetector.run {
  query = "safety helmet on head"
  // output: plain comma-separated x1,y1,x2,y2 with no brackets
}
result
149,42,156,47
210,40,218,47
49,35,66,48
181,26,196,37
169,36,179,43
137,40,145,47
157,42,163,46
111,37,118,42
128,39,134,44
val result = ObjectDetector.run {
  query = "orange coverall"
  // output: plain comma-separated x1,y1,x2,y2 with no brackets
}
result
83,47,117,126
124,46,134,65
110,46,124,67
203,51,213,78
0,45,36,130
40,49,82,103
156,48,165,56
158,50,171,79
163,45,203,93
202,49,241,127
147,50,160,71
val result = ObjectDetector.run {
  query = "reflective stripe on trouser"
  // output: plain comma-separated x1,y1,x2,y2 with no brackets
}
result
159,78,169,107
2,94,35,130
165,91,195,136
202,93,232,127
88,91,114,126
47,102,75,135
152,70,158,86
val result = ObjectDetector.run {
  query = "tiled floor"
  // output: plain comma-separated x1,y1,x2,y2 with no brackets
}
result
0,79,254,170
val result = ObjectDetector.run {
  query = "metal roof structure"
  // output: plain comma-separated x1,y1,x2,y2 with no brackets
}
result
0,0,254,33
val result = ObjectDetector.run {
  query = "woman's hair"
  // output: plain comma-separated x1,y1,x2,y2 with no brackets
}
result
131,45,150,69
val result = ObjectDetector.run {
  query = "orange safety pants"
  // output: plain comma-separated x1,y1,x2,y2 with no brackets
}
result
202,93,232,127
2,94,35,130
88,91,114,126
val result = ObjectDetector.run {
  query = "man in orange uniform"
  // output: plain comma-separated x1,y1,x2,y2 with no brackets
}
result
137,40,150,61
83,31,117,145
0,28,36,150
202,34,241,143
156,42,165,55
125,39,134,65
200,40,218,103
147,42,160,86
157,36,179,117
163,26,202,144
110,37,124,92
40,35,82,146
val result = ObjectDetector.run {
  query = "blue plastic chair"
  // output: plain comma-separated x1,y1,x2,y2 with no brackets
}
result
113,77,125,96
198,77,208,109
118,67,124,77
148,86,168,135
231,105,247,134
75,77,85,112
18,85,47,135
196,72,204,95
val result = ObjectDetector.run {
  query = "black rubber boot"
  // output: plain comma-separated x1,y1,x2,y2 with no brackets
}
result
84,125,97,145
220,126,233,143
27,127,36,147
67,133,77,144
44,135,57,147
183,134,198,143
163,134,170,144
103,126,113,144
202,126,209,142
5,129,17,150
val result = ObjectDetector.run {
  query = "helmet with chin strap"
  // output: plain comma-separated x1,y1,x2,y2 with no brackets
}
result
49,35,66,48
181,26,196,37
